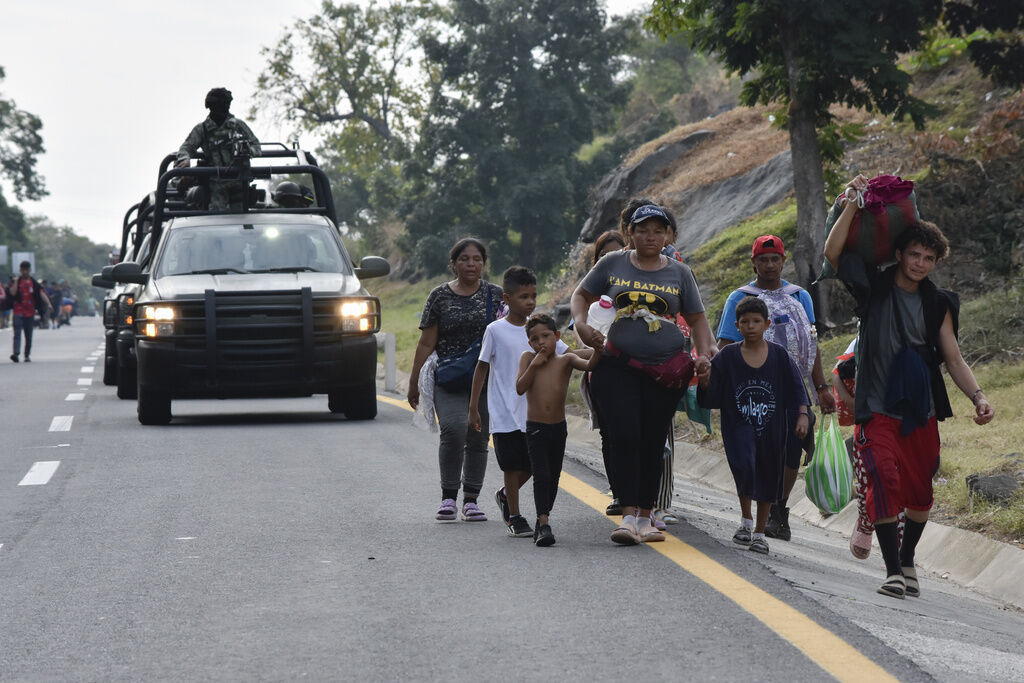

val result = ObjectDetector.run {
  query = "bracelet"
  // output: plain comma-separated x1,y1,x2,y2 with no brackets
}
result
971,388,984,405
815,383,829,391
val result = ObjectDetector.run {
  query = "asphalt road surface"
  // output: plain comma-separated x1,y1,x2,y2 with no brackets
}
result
2,318,1023,681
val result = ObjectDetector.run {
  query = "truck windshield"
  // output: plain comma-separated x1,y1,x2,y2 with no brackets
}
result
156,224,347,277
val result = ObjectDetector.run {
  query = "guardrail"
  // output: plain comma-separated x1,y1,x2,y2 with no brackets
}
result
374,332,397,393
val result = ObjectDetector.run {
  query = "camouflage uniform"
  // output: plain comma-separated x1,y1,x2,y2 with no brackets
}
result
176,116,261,211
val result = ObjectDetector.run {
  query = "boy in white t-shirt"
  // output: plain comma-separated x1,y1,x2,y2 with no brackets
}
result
469,266,567,537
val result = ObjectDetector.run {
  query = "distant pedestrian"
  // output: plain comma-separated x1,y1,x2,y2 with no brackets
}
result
572,203,717,546
0,277,11,328
824,174,994,599
409,238,502,522
715,234,836,542
697,296,810,555
468,266,570,539
7,261,52,362
516,313,599,546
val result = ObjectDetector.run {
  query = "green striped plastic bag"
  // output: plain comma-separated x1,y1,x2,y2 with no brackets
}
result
804,414,854,514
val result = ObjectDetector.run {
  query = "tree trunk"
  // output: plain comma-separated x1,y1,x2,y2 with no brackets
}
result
781,17,831,324
519,225,537,271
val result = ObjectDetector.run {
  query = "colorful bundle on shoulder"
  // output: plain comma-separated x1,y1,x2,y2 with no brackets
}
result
824,174,919,265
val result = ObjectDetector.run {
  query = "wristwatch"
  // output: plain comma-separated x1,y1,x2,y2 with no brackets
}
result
815,383,829,391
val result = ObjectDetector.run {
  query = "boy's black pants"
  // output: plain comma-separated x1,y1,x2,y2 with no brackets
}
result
526,420,568,517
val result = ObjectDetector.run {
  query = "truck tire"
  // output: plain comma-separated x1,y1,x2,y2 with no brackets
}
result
332,382,377,420
137,387,172,425
103,337,117,386
117,361,138,400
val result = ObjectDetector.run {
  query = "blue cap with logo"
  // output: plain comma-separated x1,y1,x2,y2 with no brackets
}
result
630,204,670,225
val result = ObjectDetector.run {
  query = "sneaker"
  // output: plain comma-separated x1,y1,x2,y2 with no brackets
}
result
605,498,622,516
10,354,18,363
507,514,533,538
495,487,510,524
765,506,791,541
461,501,487,521
436,498,457,521
534,523,555,547
749,537,770,554
732,525,752,546
611,516,640,546
23,356,30,362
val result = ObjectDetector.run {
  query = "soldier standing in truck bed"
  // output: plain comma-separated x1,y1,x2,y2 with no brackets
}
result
176,87,261,211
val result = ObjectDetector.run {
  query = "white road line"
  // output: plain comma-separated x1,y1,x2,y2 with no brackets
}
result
48,416,73,432
18,461,60,486
66,393,85,401
77,378,93,386
80,366,95,373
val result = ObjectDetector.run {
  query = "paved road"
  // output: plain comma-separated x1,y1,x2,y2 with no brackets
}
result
1,318,1022,681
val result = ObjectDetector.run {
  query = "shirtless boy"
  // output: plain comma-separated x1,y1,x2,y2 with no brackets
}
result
516,314,599,546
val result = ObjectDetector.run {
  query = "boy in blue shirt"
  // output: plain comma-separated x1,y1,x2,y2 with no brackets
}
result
699,296,810,554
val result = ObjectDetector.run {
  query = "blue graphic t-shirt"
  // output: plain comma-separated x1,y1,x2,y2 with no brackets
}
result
697,342,809,500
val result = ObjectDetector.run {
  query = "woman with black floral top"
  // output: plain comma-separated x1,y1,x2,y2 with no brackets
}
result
409,238,503,522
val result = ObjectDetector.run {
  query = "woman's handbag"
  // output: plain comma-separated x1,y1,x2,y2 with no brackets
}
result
804,414,855,515
435,289,493,392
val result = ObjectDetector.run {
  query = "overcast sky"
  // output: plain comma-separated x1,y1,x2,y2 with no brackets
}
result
0,0,650,247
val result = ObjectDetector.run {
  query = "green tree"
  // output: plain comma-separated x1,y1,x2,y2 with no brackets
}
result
253,1,439,238
404,0,622,274
647,0,943,319
0,66,47,201
944,2,1024,87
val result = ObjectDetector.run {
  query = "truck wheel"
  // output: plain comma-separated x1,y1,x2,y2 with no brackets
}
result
138,388,172,425
117,362,138,400
333,383,377,420
103,337,117,386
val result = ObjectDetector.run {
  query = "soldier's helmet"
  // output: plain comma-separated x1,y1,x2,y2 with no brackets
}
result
272,181,311,208
204,87,233,110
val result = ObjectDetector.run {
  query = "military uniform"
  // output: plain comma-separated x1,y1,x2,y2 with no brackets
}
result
177,115,261,211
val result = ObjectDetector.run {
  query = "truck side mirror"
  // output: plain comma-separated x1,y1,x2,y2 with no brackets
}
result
91,273,115,289
110,262,148,285
354,256,390,280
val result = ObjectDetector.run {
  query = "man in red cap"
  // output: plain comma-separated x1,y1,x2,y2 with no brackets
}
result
715,235,835,541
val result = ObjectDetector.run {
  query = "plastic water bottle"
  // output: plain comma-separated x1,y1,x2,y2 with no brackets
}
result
587,295,616,336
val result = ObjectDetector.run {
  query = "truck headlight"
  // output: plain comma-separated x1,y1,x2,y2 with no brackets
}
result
339,299,379,333
138,306,176,336
142,306,175,321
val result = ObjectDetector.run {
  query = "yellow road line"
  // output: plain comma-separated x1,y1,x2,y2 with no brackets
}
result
378,394,896,682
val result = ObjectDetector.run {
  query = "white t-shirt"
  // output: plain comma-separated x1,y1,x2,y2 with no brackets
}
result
478,317,567,434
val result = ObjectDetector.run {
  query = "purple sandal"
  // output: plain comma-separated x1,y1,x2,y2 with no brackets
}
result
436,498,457,521
461,501,487,521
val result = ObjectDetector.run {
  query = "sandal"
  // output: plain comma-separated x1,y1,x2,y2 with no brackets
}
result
877,574,906,600
611,518,640,546
650,513,666,531
639,524,665,543
658,510,680,525
850,522,872,560
902,566,920,597
461,501,487,521
436,498,457,521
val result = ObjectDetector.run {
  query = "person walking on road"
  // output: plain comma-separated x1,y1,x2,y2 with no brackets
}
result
409,238,503,523
823,174,994,600
572,203,717,546
715,235,836,542
7,261,52,363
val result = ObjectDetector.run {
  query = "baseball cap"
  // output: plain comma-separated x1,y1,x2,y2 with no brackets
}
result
752,235,785,258
630,204,670,225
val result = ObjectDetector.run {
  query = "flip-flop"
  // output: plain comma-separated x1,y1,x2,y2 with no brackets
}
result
902,566,920,597
877,575,906,600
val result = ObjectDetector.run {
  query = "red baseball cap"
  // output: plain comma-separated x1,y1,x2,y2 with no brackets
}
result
752,235,785,258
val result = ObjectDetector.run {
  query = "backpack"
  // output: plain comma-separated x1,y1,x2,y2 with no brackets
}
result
738,283,816,381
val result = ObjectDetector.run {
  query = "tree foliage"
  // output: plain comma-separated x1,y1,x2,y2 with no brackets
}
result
944,1,1024,87
646,0,944,316
0,66,47,201
402,0,622,274
253,1,439,232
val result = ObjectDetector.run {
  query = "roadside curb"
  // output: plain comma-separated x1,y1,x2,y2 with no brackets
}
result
563,413,1024,612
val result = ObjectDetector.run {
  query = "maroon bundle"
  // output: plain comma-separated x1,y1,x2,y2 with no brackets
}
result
825,174,919,265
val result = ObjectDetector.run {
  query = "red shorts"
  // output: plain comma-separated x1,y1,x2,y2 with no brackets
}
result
854,413,940,522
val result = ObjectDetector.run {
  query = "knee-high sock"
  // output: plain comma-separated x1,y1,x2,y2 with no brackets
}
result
875,521,902,577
